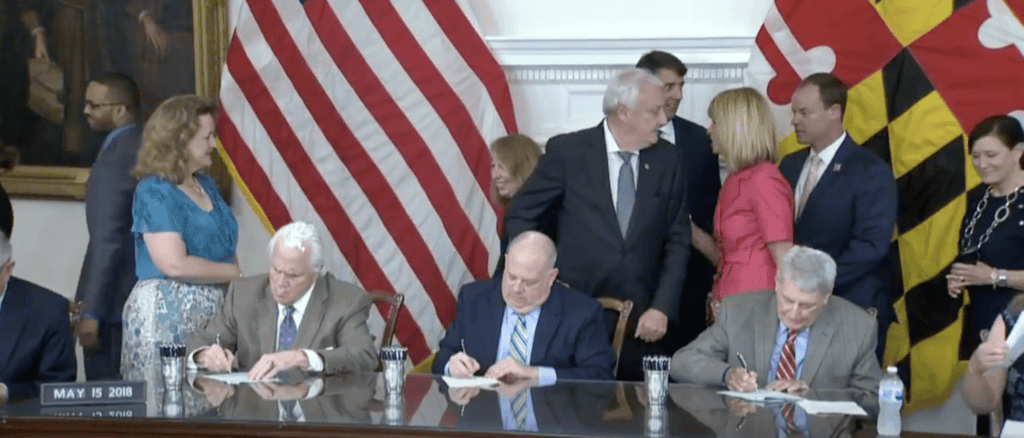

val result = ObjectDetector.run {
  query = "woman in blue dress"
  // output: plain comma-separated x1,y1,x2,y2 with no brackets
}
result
120,95,239,385
958,115,1024,421
948,115,1024,350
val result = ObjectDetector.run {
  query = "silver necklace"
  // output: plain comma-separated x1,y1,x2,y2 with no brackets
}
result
960,185,1021,254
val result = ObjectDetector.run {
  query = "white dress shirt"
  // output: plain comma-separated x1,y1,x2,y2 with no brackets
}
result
277,281,325,372
659,120,676,145
604,121,639,208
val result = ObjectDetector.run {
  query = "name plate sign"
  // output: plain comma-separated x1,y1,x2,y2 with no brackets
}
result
40,381,146,406
40,403,147,418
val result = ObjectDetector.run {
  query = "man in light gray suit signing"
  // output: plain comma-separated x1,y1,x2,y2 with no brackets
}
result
189,221,378,380
671,245,881,401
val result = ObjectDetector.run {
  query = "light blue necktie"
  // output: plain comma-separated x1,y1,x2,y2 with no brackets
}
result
279,306,297,350
509,314,528,365
511,389,530,430
616,152,636,237
508,314,530,429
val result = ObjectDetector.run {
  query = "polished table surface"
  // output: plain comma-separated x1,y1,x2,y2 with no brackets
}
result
0,372,977,437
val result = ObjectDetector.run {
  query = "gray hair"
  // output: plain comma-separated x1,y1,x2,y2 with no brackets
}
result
602,68,664,116
507,230,557,268
0,232,11,265
778,245,836,295
267,221,324,274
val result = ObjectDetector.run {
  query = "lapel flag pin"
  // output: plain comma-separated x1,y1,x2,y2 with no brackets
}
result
644,163,650,170
833,163,842,172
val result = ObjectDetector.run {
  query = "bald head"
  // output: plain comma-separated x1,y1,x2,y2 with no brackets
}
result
502,231,559,314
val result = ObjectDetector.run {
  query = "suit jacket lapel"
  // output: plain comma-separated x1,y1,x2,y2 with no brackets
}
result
586,123,620,237
803,135,853,214
801,303,837,384
0,285,28,372
755,296,779,379
531,285,564,364
259,284,278,354
780,148,809,190
480,282,505,366
294,276,328,349
628,145,664,241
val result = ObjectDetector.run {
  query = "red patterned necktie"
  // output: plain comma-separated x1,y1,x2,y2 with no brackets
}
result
777,329,799,433
777,329,798,380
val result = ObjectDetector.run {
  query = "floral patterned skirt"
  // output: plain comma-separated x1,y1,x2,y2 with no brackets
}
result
120,279,225,385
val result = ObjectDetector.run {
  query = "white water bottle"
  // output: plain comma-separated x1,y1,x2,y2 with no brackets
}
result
877,366,904,436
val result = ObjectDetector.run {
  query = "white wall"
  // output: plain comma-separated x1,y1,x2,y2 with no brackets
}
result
466,0,770,39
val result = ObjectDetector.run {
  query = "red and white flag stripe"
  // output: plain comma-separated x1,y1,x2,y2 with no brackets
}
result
218,0,516,362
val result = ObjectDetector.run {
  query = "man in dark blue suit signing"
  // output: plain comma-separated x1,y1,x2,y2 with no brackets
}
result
0,233,77,402
74,72,143,380
778,73,898,357
504,68,691,381
434,231,616,382
636,50,721,351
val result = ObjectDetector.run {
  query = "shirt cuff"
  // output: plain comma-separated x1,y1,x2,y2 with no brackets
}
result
303,349,324,372
137,10,151,23
187,347,204,370
304,378,324,399
444,361,451,376
537,367,556,386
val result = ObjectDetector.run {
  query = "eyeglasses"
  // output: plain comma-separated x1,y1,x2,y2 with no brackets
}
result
85,101,125,110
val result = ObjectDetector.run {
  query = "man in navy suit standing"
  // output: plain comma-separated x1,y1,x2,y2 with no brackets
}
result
0,233,77,402
74,72,143,380
636,50,721,350
435,231,616,382
504,68,691,381
778,73,898,356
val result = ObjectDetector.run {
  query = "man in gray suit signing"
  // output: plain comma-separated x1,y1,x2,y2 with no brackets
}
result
671,245,880,401
189,221,378,380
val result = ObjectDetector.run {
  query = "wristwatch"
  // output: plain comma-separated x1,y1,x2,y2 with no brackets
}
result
997,270,1009,288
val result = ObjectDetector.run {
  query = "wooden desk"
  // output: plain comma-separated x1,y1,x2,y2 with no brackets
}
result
0,373,977,437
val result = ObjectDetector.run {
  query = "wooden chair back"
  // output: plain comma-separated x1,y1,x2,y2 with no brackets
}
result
369,291,404,350
596,297,633,377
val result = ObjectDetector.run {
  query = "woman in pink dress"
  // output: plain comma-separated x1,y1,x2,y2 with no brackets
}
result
691,88,794,318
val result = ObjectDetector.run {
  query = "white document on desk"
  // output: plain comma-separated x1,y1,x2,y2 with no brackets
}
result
718,389,804,402
796,400,868,416
1003,419,1024,437
442,376,500,388
201,372,277,384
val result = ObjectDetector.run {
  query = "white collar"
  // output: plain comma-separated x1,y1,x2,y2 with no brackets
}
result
809,132,846,169
603,119,628,156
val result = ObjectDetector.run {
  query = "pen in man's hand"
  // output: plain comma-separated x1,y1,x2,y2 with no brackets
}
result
216,333,221,349
735,351,756,390
461,339,466,354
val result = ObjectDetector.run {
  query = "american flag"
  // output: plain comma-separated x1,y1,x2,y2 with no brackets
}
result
216,0,517,362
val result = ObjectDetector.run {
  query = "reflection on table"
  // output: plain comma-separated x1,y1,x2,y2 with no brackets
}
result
0,372,973,438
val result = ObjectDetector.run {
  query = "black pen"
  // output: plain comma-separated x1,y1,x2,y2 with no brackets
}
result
461,339,466,355
735,352,757,390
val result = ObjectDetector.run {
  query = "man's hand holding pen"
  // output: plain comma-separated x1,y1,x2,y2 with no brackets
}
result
727,352,758,392
197,334,235,372
449,338,480,378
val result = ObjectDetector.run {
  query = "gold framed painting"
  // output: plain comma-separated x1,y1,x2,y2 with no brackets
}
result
0,0,230,200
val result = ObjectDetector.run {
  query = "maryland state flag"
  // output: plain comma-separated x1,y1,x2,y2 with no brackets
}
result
746,0,1024,412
